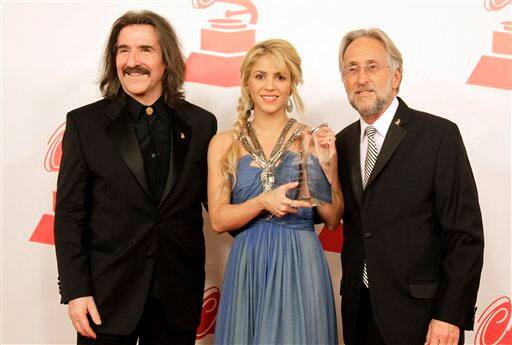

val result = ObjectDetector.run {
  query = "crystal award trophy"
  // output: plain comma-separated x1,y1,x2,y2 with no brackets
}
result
293,123,333,207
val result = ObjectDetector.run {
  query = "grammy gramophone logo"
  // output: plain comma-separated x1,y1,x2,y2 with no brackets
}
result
29,122,65,245
185,0,258,87
467,0,512,90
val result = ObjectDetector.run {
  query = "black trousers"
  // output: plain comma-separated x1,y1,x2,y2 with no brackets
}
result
355,286,387,345
354,286,465,345
77,297,196,345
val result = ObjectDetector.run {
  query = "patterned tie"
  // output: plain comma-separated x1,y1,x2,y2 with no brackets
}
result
362,125,378,287
363,126,378,188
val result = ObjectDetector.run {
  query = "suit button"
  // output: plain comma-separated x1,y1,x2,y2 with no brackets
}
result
146,250,154,259
363,232,372,239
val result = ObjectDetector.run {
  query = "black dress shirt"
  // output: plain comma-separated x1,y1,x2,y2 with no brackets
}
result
127,96,171,205
126,95,172,299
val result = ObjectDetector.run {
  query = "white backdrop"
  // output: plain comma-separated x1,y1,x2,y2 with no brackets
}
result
2,1,511,344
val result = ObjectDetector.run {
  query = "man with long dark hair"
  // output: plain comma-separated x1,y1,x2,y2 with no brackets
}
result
54,10,217,344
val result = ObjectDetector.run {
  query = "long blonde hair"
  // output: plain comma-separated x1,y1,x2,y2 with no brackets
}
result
221,39,305,189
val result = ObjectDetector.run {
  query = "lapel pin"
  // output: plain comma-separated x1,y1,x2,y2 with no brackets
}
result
180,132,186,139
394,118,401,126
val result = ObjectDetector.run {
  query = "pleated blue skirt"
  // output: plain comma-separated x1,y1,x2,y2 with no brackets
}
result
214,220,338,345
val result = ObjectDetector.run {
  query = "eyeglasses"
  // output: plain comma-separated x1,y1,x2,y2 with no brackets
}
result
343,63,389,78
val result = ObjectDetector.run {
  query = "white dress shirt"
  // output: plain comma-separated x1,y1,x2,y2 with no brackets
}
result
360,97,399,182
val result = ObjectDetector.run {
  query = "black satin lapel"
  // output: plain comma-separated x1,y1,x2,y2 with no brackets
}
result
366,119,407,188
348,123,363,207
106,111,151,198
160,114,191,206
106,96,126,120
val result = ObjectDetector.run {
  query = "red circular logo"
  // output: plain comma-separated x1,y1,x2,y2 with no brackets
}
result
474,296,512,345
44,122,65,172
196,286,220,339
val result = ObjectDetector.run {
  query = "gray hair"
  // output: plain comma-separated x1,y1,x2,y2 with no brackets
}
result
339,28,403,90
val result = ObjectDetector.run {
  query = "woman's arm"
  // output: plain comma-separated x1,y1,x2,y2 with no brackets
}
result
314,127,344,230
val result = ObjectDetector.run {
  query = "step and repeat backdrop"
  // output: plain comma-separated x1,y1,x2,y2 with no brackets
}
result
2,1,511,344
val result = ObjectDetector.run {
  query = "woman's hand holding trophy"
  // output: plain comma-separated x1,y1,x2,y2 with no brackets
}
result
308,123,336,183
295,123,337,206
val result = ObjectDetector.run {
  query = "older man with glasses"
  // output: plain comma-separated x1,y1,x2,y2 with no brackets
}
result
335,28,484,345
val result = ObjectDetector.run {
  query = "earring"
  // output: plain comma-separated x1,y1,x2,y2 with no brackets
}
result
248,99,254,110
286,98,294,113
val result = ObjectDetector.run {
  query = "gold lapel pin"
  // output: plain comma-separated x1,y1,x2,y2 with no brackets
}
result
180,132,186,139
394,118,401,126
145,107,154,116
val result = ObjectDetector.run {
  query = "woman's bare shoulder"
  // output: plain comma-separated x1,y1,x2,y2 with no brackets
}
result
209,129,239,156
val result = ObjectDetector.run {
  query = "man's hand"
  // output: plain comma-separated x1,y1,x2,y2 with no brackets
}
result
68,296,102,339
425,319,460,345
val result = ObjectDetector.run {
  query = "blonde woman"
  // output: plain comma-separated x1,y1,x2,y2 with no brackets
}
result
208,39,343,344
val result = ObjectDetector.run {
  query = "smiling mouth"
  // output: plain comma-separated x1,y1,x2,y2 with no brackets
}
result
124,72,149,77
261,95,279,103
356,90,375,97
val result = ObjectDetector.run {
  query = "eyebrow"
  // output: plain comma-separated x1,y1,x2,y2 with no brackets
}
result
253,70,288,76
345,59,380,66
116,44,155,50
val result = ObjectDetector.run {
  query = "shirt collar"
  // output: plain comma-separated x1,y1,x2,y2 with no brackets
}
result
360,97,399,142
126,94,168,124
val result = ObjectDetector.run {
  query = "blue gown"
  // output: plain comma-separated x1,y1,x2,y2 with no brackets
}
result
214,151,338,345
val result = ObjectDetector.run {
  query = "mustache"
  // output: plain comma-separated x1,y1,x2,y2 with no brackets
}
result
122,66,150,75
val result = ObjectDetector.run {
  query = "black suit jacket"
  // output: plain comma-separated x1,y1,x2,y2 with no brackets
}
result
336,98,484,345
54,95,217,335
